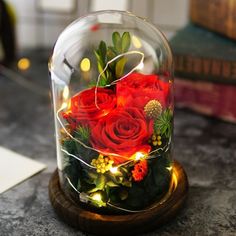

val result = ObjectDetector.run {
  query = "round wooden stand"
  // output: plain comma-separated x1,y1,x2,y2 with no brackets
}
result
49,160,188,236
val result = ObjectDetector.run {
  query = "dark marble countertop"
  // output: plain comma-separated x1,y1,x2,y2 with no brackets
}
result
0,50,236,236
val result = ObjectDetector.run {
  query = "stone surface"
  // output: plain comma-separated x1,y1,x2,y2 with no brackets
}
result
0,49,236,236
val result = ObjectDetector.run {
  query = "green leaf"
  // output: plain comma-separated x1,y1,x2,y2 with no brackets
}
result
121,32,131,52
99,41,107,61
98,61,105,74
98,77,108,86
87,174,106,193
106,181,119,187
94,31,131,85
94,50,101,61
112,32,122,52
107,47,116,70
85,169,98,180
122,180,132,188
107,46,117,58
95,174,106,190
115,57,127,78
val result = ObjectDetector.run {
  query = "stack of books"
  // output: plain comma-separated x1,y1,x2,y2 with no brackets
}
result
170,0,236,123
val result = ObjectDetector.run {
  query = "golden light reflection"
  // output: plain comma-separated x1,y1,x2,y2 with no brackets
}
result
136,61,144,70
62,86,69,100
132,35,142,49
60,102,68,110
91,193,102,202
132,152,146,161
110,166,118,174
172,172,178,189
17,58,30,71
80,58,91,72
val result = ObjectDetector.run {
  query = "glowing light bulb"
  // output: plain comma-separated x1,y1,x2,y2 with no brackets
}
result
80,58,91,72
132,35,142,49
61,102,68,110
136,62,144,70
92,193,102,202
166,166,173,171
17,58,30,71
110,166,118,174
62,86,69,100
133,152,145,161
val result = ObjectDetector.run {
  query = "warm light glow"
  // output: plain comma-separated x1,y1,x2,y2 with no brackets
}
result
133,152,145,161
132,35,142,49
80,58,91,72
62,86,69,100
61,102,68,110
166,166,173,171
172,172,178,188
17,58,30,70
110,166,118,174
91,193,102,202
136,62,144,70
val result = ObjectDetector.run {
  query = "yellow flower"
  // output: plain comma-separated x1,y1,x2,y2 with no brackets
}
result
91,155,114,174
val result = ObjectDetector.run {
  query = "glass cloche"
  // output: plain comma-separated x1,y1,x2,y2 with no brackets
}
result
49,10,174,213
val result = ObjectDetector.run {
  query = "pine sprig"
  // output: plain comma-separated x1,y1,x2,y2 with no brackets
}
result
154,108,173,138
94,31,131,86
74,125,90,144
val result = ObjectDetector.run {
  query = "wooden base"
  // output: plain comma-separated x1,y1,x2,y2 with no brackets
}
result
48,161,188,236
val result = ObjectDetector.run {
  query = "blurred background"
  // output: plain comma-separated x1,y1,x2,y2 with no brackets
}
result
1,0,189,50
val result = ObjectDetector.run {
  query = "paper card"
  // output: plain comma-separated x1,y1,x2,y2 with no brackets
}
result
0,147,46,194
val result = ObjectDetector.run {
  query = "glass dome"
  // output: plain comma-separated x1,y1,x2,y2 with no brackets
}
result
49,10,174,213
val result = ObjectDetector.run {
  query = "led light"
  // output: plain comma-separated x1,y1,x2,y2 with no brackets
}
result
91,193,102,202
61,102,68,110
133,152,145,161
62,86,69,100
132,35,142,49
136,62,144,70
110,166,118,174
17,58,30,71
80,58,91,72
166,166,173,171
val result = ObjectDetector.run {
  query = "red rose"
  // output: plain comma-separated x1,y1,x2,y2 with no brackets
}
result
116,73,170,110
63,87,116,126
91,107,153,164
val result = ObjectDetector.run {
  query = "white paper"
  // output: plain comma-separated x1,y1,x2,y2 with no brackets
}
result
0,147,46,194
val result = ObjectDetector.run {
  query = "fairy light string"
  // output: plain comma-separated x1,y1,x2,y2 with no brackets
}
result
56,50,171,213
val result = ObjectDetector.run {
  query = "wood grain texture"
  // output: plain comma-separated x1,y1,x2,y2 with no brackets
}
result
190,0,236,41
48,161,188,236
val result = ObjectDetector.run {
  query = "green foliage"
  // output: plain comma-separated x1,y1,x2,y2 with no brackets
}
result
62,143,172,210
94,31,131,86
74,125,90,144
154,108,173,138
124,154,172,209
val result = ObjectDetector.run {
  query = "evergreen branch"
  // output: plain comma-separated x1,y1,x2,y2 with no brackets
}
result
154,108,173,138
74,125,90,144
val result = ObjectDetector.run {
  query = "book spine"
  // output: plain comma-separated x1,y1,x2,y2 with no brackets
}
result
190,0,236,40
175,78,236,123
174,54,236,84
